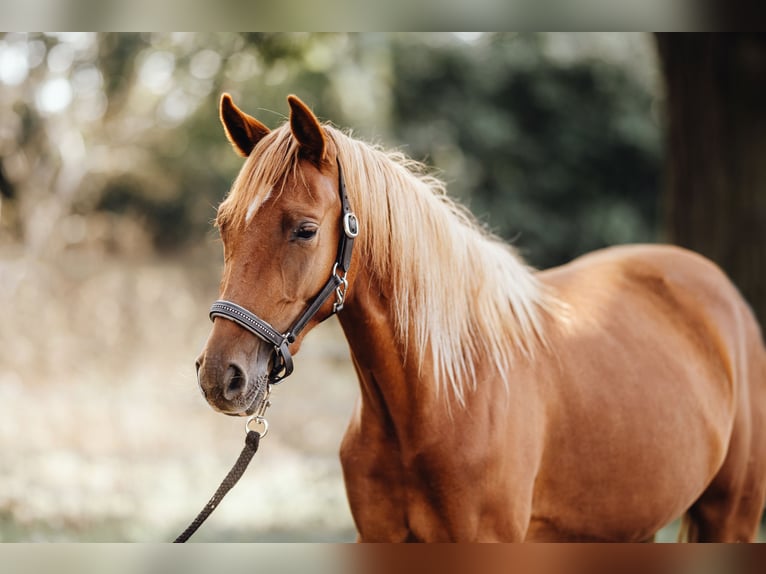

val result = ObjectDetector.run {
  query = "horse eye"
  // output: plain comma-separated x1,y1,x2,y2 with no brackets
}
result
294,225,318,240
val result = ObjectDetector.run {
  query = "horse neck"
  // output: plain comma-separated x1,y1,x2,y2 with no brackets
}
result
336,261,472,441
334,140,553,435
335,262,414,420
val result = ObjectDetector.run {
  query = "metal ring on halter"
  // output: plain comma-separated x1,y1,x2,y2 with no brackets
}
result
246,415,269,438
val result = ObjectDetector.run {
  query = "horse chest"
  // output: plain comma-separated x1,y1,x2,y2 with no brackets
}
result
341,405,540,542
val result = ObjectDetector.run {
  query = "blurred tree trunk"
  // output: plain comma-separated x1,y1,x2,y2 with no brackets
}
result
656,33,766,327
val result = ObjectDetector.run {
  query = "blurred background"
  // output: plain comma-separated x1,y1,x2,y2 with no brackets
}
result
0,32,764,542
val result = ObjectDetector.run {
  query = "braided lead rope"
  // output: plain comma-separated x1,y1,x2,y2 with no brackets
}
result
174,430,261,542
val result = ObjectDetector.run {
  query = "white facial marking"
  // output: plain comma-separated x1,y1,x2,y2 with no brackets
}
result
245,187,273,223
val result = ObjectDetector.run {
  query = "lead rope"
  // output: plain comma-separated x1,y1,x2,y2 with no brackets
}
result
173,430,261,542
174,395,271,542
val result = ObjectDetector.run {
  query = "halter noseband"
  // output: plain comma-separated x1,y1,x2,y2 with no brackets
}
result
209,160,358,384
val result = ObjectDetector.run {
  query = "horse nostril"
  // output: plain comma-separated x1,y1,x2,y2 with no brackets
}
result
223,363,247,400
195,359,202,375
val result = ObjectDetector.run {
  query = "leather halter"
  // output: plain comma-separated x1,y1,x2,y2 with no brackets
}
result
209,160,358,384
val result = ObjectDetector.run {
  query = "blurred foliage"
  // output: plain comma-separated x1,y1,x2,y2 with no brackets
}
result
390,33,662,268
0,33,662,269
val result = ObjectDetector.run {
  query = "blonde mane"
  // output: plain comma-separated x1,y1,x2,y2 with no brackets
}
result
218,123,559,406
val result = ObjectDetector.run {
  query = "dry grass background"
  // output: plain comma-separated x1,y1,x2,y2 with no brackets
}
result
0,245,359,542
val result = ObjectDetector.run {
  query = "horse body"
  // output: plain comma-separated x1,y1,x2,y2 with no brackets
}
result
526,245,763,541
338,242,766,541
197,94,766,542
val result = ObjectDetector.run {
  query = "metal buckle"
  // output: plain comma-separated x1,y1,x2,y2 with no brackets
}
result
268,351,286,384
267,338,293,384
332,262,349,313
343,212,359,238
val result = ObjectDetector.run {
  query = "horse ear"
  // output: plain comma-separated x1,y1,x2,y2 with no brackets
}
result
219,93,270,157
287,95,325,164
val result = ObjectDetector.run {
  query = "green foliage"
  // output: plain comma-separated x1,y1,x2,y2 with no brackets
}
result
1,33,662,267
389,33,662,268
88,33,362,253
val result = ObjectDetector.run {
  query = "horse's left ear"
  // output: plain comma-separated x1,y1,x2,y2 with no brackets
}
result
288,95,325,165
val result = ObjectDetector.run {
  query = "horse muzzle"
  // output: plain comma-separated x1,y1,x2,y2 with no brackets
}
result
196,341,272,416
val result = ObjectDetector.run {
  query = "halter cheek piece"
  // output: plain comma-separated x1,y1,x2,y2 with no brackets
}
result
209,160,358,384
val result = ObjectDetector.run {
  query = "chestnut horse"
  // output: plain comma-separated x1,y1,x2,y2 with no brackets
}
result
196,93,766,542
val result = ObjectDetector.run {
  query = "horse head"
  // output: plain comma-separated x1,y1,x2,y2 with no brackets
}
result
196,94,350,416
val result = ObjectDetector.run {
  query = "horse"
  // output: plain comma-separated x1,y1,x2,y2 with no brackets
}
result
195,93,766,542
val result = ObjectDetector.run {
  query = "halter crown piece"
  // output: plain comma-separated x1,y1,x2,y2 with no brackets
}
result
209,159,358,384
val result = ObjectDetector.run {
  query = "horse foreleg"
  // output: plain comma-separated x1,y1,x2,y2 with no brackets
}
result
339,403,411,542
